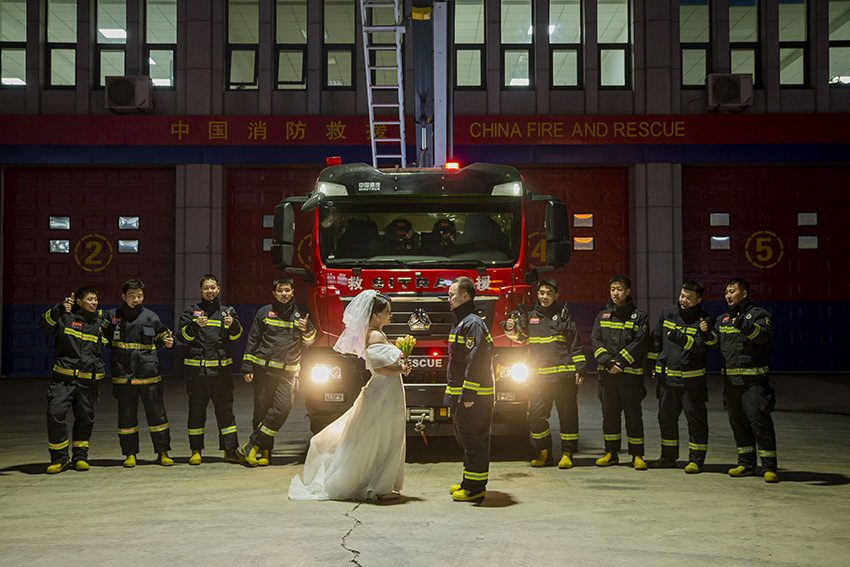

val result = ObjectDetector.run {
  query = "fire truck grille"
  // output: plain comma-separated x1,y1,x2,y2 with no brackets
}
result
378,296,497,341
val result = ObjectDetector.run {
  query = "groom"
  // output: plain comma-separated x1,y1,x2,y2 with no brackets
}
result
446,276,494,502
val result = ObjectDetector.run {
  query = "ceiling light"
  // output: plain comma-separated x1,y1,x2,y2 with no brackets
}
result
99,28,127,39
1,77,25,85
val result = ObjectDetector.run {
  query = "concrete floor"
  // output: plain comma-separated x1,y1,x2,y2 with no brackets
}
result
1,373,849,567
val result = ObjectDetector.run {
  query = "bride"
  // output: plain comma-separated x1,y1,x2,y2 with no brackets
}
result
288,290,410,501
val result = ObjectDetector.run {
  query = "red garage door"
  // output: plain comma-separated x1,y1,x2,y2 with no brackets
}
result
2,167,176,376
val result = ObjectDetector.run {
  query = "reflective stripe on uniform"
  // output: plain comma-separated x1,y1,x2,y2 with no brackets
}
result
604,434,621,441
259,424,277,437
52,365,104,380
63,327,101,343
747,325,761,340
661,438,678,446
627,437,645,445
688,442,708,451
560,433,579,441
112,341,155,350
183,358,233,367
73,441,89,448
536,365,575,374
149,423,170,433
229,327,243,340
188,428,204,436
621,367,644,375
531,429,550,440
445,386,463,395
44,309,57,326
463,469,488,481
722,366,769,376
220,426,237,435
49,439,69,450
594,347,607,358
737,446,755,454
244,353,265,366
264,319,294,328
683,335,695,350
268,361,300,372
118,426,139,435
619,349,634,364
661,368,706,378
181,326,195,341
527,335,566,344
758,450,776,458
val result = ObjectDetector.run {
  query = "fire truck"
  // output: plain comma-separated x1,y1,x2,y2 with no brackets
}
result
272,162,571,437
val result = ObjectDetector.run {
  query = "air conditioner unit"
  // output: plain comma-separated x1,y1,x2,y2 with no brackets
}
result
707,73,753,112
105,76,153,113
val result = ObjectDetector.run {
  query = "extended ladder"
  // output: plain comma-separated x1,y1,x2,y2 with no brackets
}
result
360,0,406,167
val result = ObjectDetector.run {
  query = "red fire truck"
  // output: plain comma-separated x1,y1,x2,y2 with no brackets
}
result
272,162,571,437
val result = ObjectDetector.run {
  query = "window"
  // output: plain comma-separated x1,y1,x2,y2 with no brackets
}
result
550,0,582,88
455,0,485,88
228,0,259,89
598,0,631,88
47,0,76,87
729,0,758,85
146,0,176,87
779,0,806,86
324,0,355,89
829,0,850,85
97,0,126,87
0,0,26,87
276,0,307,89
680,0,710,87
501,0,533,88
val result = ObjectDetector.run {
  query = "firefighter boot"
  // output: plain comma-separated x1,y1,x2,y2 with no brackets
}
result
558,452,574,469
224,449,247,464
684,462,702,474
728,465,756,477
257,450,271,466
46,461,71,474
449,484,462,494
158,452,174,466
596,452,619,466
633,456,648,470
452,489,485,502
189,450,202,465
648,457,677,469
74,460,90,471
123,454,137,468
237,442,259,467
764,471,779,483
531,449,553,467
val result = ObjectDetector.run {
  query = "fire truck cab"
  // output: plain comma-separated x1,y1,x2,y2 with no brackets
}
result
272,162,570,437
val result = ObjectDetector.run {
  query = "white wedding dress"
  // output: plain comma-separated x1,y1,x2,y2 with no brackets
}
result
288,343,407,501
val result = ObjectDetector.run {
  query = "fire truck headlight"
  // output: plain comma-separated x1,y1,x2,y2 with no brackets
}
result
317,182,348,196
510,363,529,382
492,182,523,196
311,365,330,383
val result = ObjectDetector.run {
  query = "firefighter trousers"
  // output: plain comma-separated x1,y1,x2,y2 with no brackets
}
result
46,378,99,464
723,381,777,472
453,399,493,494
598,371,646,456
186,366,238,451
657,380,708,464
249,367,297,450
114,382,171,456
527,376,578,454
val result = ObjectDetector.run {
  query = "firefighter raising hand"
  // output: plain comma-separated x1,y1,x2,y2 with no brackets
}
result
163,329,174,349
699,318,709,333
297,313,310,332
196,314,209,327
222,311,233,328
63,293,75,313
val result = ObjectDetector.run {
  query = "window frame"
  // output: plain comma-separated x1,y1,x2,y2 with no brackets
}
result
226,44,260,89
0,43,27,89
679,0,711,89
597,0,632,90
454,0,486,90
728,0,759,87
778,0,808,88
274,0,307,90
548,0,583,90
828,0,850,87
322,44,356,90
144,0,177,90
46,0,76,89
501,44,535,90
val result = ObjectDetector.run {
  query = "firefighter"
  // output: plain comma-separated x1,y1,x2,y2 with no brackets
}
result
446,276,494,502
105,279,175,467
646,280,716,473
505,278,586,469
179,274,244,465
238,277,318,467
702,277,778,483
591,275,650,470
39,287,108,473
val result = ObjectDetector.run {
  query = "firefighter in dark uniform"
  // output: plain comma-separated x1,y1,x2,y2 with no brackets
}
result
39,287,108,473
702,277,778,483
179,274,243,465
239,277,318,466
591,275,650,470
446,276,494,502
105,279,175,467
505,278,586,469
646,280,716,473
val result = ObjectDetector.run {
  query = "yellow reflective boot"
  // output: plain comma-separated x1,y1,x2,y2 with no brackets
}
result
596,452,619,466
224,449,247,464
189,450,202,465
74,460,90,471
257,450,270,466
633,456,648,470
123,454,136,468
558,452,573,469
531,449,553,467
452,489,485,502
158,452,174,466
684,462,702,474
728,465,756,477
46,461,71,474
764,471,779,483
236,443,259,467
449,484,462,494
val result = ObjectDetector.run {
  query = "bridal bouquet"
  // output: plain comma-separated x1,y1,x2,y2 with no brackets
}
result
395,335,416,358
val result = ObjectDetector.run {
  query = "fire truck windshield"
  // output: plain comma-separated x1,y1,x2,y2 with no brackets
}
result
317,198,520,268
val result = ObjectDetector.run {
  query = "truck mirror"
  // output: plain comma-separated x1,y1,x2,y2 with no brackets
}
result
272,243,295,270
546,241,571,269
274,202,295,244
544,201,569,243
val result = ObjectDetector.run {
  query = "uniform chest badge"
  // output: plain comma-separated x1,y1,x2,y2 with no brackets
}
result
111,318,121,325
268,311,277,318
552,315,558,321
294,312,301,319
602,313,611,320
466,337,475,349
746,313,752,319
631,314,637,319
723,316,730,323
71,321,83,330
530,317,540,325
193,310,204,318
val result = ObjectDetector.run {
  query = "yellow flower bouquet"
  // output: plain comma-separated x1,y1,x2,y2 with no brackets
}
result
395,335,416,358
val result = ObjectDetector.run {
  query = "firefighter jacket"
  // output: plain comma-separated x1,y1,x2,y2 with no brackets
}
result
647,304,716,386
104,303,171,385
446,300,494,404
240,300,317,374
179,297,243,369
591,298,650,375
505,301,586,380
39,304,108,381
712,298,771,386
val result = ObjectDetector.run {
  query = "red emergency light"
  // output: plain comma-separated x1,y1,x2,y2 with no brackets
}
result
326,156,342,166
444,161,460,170
431,350,440,357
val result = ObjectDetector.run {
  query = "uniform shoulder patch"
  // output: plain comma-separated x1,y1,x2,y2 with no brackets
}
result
642,324,648,332
602,313,611,320
268,311,277,318
112,317,121,325
530,317,540,324
746,313,752,319
193,310,204,317
466,336,475,349
722,316,730,323
71,321,83,330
